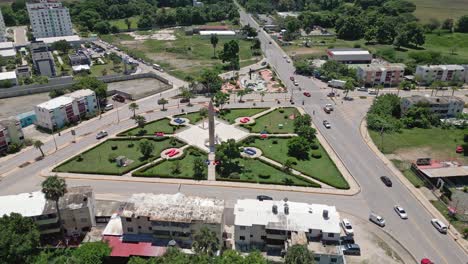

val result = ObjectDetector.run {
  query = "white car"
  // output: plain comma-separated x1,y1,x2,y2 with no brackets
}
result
283,55,287,59
341,218,354,236
96,130,108,139
325,103,334,111
286,59,291,63
293,81,299,86
394,205,408,219
369,213,385,227
104,104,114,111
323,120,331,129
431,218,447,234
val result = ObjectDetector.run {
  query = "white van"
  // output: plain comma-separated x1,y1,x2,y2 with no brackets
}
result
431,218,447,234
369,213,385,227
104,104,114,111
152,64,164,72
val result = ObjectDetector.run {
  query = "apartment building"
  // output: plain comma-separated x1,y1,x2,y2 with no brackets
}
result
356,63,405,86
27,0,73,38
0,119,24,153
415,65,466,84
31,41,56,77
401,95,464,118
120,193,225,249
0,9,6,42
0,186,95,236
327,48,372,64
34,89,97,130
234,199,341,252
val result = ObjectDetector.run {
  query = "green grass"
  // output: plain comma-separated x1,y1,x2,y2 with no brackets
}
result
217,158,320,187
54,138,184,175
133,147,207,179
409,0,468,22
431,200,467,236
249,108,299,134
219,108,268,123
109,16,139,30
246,137,348,189
392,159,426,188
369,127,468,163
101,33,135,43
119,118,176,136
90,63,122,77
174,111,204,124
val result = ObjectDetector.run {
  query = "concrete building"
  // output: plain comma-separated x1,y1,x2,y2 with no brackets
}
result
0,186,95,236
0,41,16,58
34,89,97,130
69,53,91,66
16,65,32,78
327,48,372,64
234,199,341,252
0,10,6,42
401,95,464,118
415,65,466,84
0,71,18,86
356,63,405,86
200,30,236,38
27,0,73,39
120,193,224,249
31,41,56,77
0,119,24,153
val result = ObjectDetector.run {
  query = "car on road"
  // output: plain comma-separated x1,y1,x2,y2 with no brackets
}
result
257,195,273,201
341,218,354,236
369,213,385,227
290,76,295,81
323,120,331,129
341,244,360,255
112,94,125,103
394,205,408,219
357,87,367,92
368,89,377,95
431,218,447,234
286,59,291,63
293,81,299,86
420,258,434,264
104,104,114,111
303,92,311,97
325,104,333,110
327,92,336,97
96,130,108,139
269,41,272,44
324,106,332,114
380,176,392,187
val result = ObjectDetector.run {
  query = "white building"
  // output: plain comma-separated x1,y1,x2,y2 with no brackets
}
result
27,0,73,38
0,9,6,42
401,95,465,118
34,89,97,130
234,199,341,252
120,193,225,249
327,48,372,64
200,30,237,38
0,41,16,58
0,186,95,236
415,65,466,84
37,35,82,46
0,71,18,86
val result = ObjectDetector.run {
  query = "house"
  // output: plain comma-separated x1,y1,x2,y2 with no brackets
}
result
0,41,16,58
31,41,56,77
0,119,24,153
415,65,466,84
119,193,224,249
34,89,97,130
356,63,405,86
0,186,95,236
69,53,91,66
234,199,341,252
401,95,464,118
327,48,372,64
0,71,18,86
27,0,73,38
16,65,32,78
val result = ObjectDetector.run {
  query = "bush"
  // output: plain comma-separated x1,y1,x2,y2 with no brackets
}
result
77,155,83,162
170,137,177,146
127,143,134,148
272,140,278,144
259,174,270,179
311,151,322,159
464,134,468,142
279,109,284,113
111,145,118,150
108,153,117,162
284,115,288,119
310,144,319,150
229,172,240,179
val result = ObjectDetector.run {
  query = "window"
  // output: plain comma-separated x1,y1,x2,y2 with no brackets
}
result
261,235,266,240
314,257,320,261
327,233,334,237
331,258,337,263
240,226,246,230
239,236,245,241
80,218,87,223
127,227,134,232
126,218,132,222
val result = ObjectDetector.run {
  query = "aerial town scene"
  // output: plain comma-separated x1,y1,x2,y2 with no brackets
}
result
0,0,467,263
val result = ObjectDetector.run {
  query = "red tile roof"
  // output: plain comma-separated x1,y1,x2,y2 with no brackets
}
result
104,236,167,257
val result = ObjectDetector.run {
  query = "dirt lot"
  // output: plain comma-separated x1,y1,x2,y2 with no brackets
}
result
0,92,50,119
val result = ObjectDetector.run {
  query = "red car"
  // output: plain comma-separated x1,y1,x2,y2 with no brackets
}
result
420,258,433,264
456,145,464,153
303,92,311,97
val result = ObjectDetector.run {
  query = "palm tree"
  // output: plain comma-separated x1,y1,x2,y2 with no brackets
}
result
375,84,384,97
259,91,265,102
129,102,139,118
158,98,169,111
180,87,193,106
210,34,219,58
41,176,67,240
192,227,219,256
451,85,460,96
134,115,146,128
34,140,45,157
124,18,131,30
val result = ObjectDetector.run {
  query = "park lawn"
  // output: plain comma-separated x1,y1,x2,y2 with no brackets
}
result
219,108,268,124
54,138,184,175
246,137,348,189
175,111,204,124
119,118,176,136
431,200,467,236
133,147,207,179
369,127,468,163
249,107,300,134
217,158,320,187
109,16,139,30
409,0,468,22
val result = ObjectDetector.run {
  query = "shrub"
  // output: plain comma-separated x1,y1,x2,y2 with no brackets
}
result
311,144,319,150
284,115,288,119
111,145,118,150
359,96,367,99
127,143,134,148
77,154,83,162
283,178,294,185
464,134,468,142
292,161,297,165
259,174,271,179
229,172,240,179
311,151,322,159
272,140,278,144
170,137,177,146
108,153,117,162
137,130,146,136
279,109,284,113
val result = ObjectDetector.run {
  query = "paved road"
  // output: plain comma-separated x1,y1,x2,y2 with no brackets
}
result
238,6,467,263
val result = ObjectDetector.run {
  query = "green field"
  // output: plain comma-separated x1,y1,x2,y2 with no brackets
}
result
219,108,267,123
246,137,348,189
409,0,468,22
134,147,207,179
174,111,204,124
392,159,426,188
249,107,300,134
54,138,184,175
118,118,177,136
217,158,320,187
109,16,139,30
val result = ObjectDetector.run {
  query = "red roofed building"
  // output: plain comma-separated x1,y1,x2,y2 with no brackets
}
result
103,235,167,258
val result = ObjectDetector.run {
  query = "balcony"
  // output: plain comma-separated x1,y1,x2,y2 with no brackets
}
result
36,216,58,225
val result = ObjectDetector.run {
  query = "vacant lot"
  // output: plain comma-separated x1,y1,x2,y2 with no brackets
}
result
249,107,299,134
409,0,468,22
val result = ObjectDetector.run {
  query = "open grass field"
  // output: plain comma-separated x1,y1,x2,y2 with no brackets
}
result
217,158,320,187
219,108,267,123
54,138,184,175
246,137,348,189
133,147,207,179
369,127,468,164
409,0,468,22
249,107,299,134
109,16,139,30
119,118,176,136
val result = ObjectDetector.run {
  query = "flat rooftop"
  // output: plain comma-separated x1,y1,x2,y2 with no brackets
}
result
404,95,464,105
234,199,341,234
37,95,74,110
121,193,224,224
37,35,81,44
328,48,370,55
0,71,17,80
0,41,14,49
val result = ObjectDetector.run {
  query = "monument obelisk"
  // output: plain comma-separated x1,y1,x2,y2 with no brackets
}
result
208,100,216,153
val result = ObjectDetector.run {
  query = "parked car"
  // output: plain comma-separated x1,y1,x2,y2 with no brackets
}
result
323,120,331,129
257,195,273,201
420,258,434,264
357,87,367,92
327,92,336,97
286,59,291,63
96,130,108,139
368,89,377,95
341,244,361,255
290,76,295,81
394,205,408,219
112,94,125,102
340,235,355,244
380,176,392,187
303,92,311,97
341,218,354,236
104,104,114,111
325,104,333,111
261,61,267,66
293,81,299,86
431,218,447,234
369,213,385,227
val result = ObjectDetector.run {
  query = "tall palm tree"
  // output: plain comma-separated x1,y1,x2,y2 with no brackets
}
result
210,34,219,58
180,88,194,106
41,176,67,240
158,98,168,111
128,102,139,118
34,140,45,157
259,91,266,102
451,85,460,96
